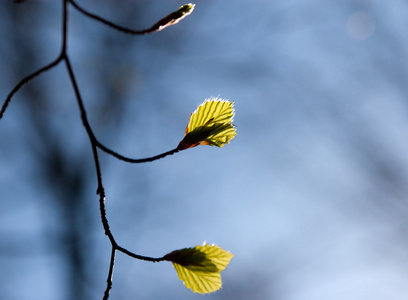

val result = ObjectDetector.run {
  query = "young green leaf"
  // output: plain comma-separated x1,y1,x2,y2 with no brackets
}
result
177,97,236,150
163,244,233,294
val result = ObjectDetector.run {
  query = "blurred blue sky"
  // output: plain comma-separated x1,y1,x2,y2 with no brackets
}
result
2,1,408,299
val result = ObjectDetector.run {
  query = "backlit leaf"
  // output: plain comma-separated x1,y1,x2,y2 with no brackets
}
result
177,97,236,150
163,244,233,294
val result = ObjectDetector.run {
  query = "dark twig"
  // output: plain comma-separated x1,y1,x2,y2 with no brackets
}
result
69,0,194,36
96,141,181,163
103,247,116,300
69,0,160,35
116,245,165,262
1,0,71,119
0,57,62,119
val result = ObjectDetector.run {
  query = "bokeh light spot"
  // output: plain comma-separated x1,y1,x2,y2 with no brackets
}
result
347,11,376,40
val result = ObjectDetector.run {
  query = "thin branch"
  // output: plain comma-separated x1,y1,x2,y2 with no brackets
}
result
63,31,121,300
96,141,181,163
1,0,71,119
103,247,116,300
64,55,116,238
68,0,195,35
116,245,165,262
0,57,62,119
61,0,69,52
69,0,155,35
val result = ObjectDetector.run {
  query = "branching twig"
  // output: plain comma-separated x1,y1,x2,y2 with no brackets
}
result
2,1,193,299
63,7,166,299
4,0,236,296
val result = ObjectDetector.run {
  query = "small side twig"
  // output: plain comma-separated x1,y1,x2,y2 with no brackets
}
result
68,0,148,35
96,141,181,163
0,53,63,120
69,0,195,35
